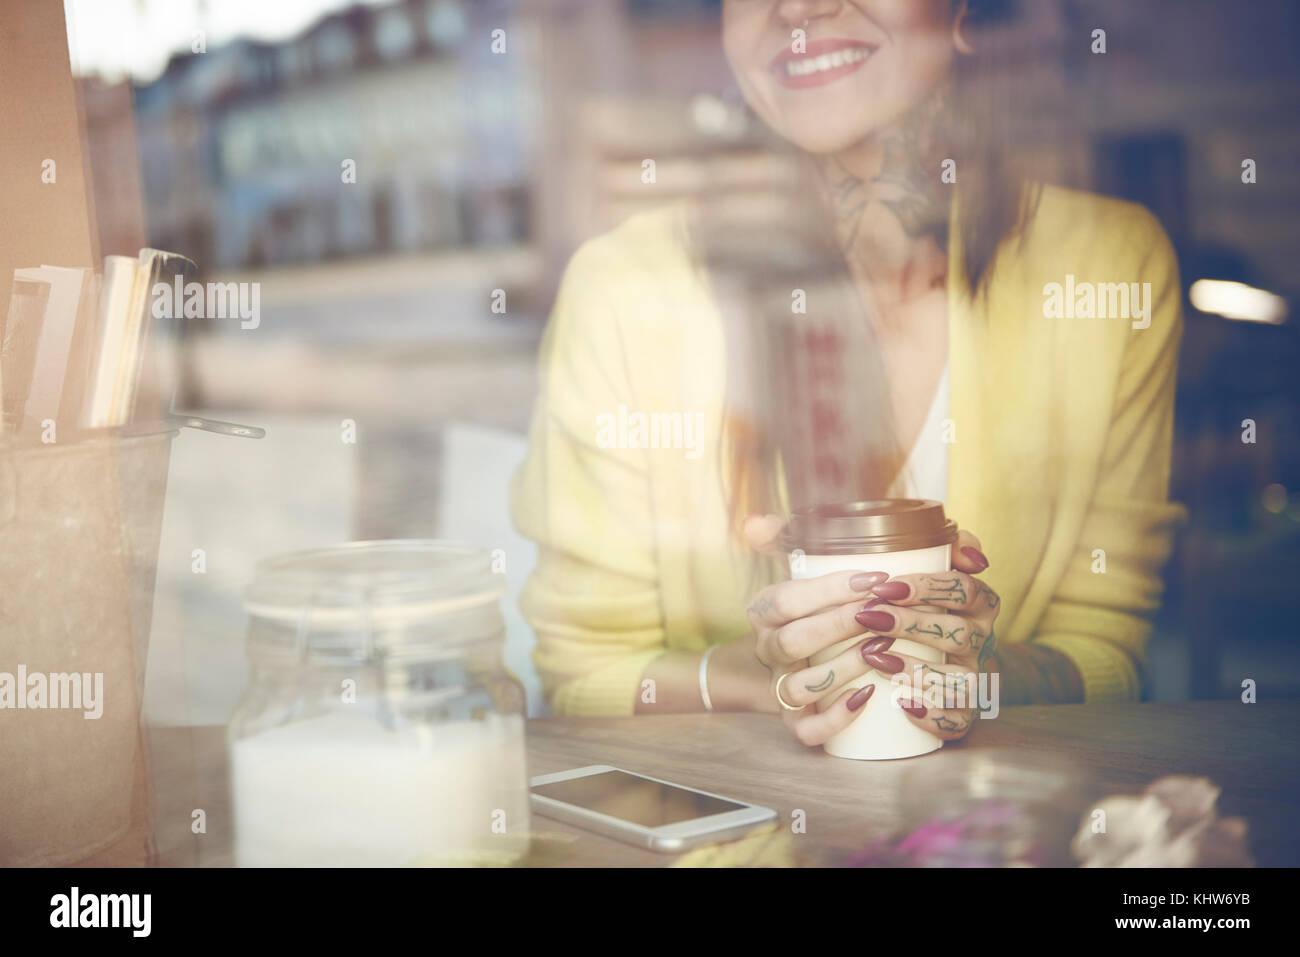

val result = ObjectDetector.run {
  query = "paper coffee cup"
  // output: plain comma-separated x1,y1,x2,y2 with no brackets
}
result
782,500,958,760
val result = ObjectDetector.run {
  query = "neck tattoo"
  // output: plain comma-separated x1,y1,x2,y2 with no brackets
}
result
815,90,953,251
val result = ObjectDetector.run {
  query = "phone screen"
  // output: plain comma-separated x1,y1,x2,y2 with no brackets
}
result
532,770,745,828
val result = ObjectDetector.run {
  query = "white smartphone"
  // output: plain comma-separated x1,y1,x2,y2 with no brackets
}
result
530,765,776,853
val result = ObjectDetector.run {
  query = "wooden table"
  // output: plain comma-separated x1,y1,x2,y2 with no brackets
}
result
150,701,1300,867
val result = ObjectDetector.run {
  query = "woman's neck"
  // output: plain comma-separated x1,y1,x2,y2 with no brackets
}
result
813,89,952,317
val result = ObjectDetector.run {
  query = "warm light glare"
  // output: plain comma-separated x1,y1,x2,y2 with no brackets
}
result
1262,483,1288,514
1189,279,1288,324
65,0,394,82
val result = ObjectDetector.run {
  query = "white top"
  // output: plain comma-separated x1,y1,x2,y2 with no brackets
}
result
886,364,949,503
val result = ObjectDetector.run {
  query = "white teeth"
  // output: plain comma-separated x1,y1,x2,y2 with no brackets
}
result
785,47,871,77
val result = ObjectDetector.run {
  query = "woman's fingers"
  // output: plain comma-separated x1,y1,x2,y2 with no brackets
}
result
783,684,876,748
767,594,883,663
768,636,876,710
853,601,995,659
748,570,888,633
779,645,981,747
952,529,990,574
877,652,979,740
856,643,980,738
892,693,976,741
878,650,981,711
865,570,1000,618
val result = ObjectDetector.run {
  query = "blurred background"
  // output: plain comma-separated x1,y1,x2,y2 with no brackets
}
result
60,0,1300,720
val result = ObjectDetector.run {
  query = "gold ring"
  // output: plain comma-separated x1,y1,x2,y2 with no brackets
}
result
775,672,802,711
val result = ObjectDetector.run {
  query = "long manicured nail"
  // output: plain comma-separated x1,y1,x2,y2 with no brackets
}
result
961,546,990,571
849,572,888,591
863,652,905,675
870,581,910,600
855,609,895,633
860,635,894,656
846,685,875,712
897,698,928,718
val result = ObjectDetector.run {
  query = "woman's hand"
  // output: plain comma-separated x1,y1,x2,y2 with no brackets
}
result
742,515,893,746
746,567,896,745
743,517,1000,747
851,529,1000,742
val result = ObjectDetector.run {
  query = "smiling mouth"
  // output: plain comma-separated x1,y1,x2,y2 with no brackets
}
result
770,40,877,89
785,46,873,76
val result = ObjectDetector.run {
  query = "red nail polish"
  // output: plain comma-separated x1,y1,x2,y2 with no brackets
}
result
862,597,888,609
870,581,909,600
849,572,888,591
863,652,905,675
860,635,894,657
854,609,895,632
898,698,928,718
961,546,990,571
846,685,875,712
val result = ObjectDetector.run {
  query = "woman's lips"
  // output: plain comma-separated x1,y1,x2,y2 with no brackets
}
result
768,38,877,90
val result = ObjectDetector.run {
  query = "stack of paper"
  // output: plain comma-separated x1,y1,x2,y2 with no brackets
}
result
0,248,195,434
0,279,50,425
1,266,98,428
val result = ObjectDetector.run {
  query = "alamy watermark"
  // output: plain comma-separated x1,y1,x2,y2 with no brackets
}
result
50,887,150,937
596,405,706,459
152,276,260,329
0,666,103,719
893,667,999,718
1042,274,1152,329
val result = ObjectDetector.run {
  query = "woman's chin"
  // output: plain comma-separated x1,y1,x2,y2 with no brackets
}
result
770,120,877,157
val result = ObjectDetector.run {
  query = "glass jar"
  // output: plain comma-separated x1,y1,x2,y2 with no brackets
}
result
889,752,1083,867
229,540,530,867
1,421,173,865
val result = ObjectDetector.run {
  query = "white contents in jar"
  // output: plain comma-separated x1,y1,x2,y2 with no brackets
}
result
231,710,529,867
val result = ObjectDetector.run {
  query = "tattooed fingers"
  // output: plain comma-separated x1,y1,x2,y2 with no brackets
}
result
887,656,982,710
888,657,982,741
853,600,995,659
768,635,883,711
895,700,976,741
865,570,1000,618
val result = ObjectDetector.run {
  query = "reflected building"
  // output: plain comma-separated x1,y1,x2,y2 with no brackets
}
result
132,0,533,271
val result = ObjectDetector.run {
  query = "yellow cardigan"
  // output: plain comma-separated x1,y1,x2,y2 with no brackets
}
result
510,185,1186,716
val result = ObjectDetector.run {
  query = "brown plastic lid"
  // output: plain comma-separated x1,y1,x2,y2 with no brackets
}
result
780,499,958,555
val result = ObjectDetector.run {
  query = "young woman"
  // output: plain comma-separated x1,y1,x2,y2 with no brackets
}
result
510,0,1184,747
